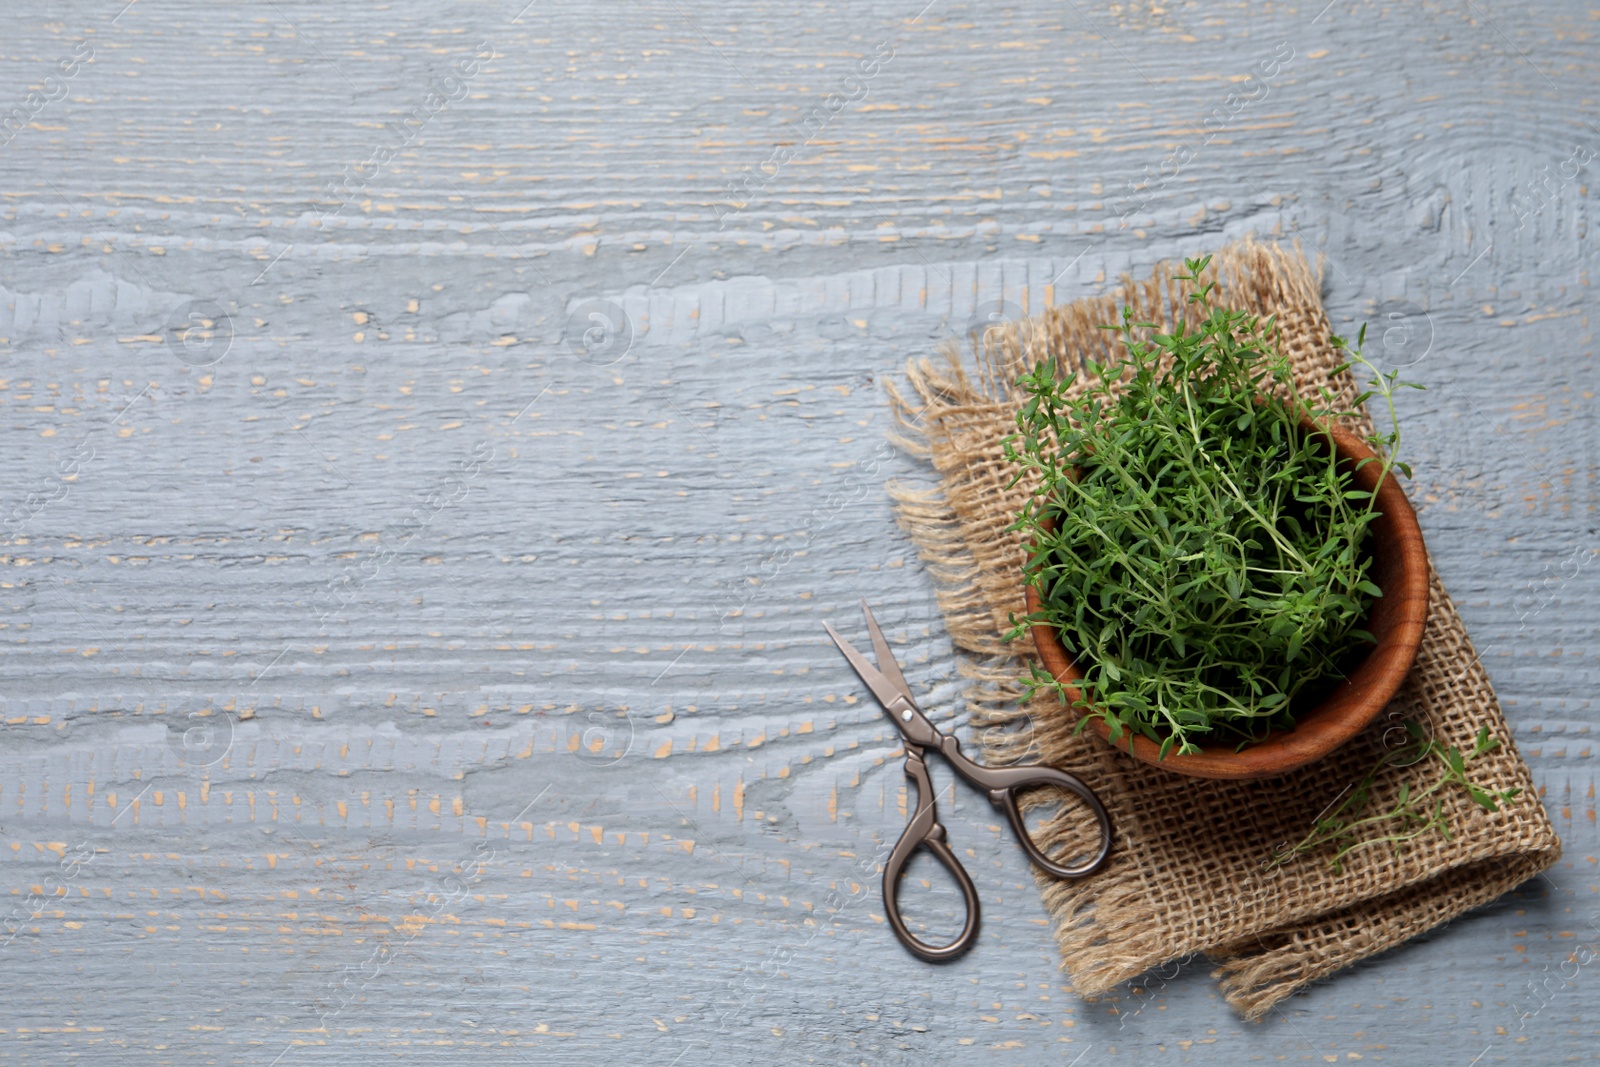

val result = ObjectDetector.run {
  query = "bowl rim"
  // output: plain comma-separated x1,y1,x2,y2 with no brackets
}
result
1024,417,1430,780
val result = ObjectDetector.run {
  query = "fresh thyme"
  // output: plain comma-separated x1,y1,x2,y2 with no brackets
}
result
1002,256,1422,757
1267,720,1521,872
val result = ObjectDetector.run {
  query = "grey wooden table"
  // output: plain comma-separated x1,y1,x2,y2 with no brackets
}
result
1,0,1595,1063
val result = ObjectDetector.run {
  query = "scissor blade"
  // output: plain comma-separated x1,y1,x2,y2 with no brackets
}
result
823,622,914,715
858,599,911,699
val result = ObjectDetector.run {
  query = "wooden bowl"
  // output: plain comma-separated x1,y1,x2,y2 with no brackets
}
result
1025,419,1429,780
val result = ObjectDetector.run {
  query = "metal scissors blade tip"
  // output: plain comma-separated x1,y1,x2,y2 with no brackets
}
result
823,616,912,715
857,599,911,698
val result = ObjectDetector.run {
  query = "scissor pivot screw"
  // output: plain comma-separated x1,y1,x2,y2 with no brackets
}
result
901,709,913,721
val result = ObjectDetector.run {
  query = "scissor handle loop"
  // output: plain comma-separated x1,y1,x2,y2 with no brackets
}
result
981,762,1114,879
882,814,981,963
881,747,982,962
933,735,1114,879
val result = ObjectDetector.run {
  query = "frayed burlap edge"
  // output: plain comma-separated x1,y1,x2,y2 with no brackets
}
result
884,238,1561,1020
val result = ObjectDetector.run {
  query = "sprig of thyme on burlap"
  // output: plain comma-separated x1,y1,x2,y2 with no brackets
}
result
1267,720,1522,873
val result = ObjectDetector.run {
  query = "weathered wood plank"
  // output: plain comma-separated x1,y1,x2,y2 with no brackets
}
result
0,0,1595,1062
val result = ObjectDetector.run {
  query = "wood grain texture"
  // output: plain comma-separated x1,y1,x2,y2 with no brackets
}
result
0,0,1594,1062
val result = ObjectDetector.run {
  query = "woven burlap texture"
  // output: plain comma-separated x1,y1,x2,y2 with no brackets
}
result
884,238,1561,1020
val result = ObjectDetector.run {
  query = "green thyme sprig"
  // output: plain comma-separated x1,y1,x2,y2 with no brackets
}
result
1267,720,1521,873
1001,255,1423,757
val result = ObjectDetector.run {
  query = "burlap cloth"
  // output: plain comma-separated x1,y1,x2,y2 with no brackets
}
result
884,238,1561,1019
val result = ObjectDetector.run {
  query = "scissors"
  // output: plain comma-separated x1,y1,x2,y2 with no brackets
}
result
824,600,1114,962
